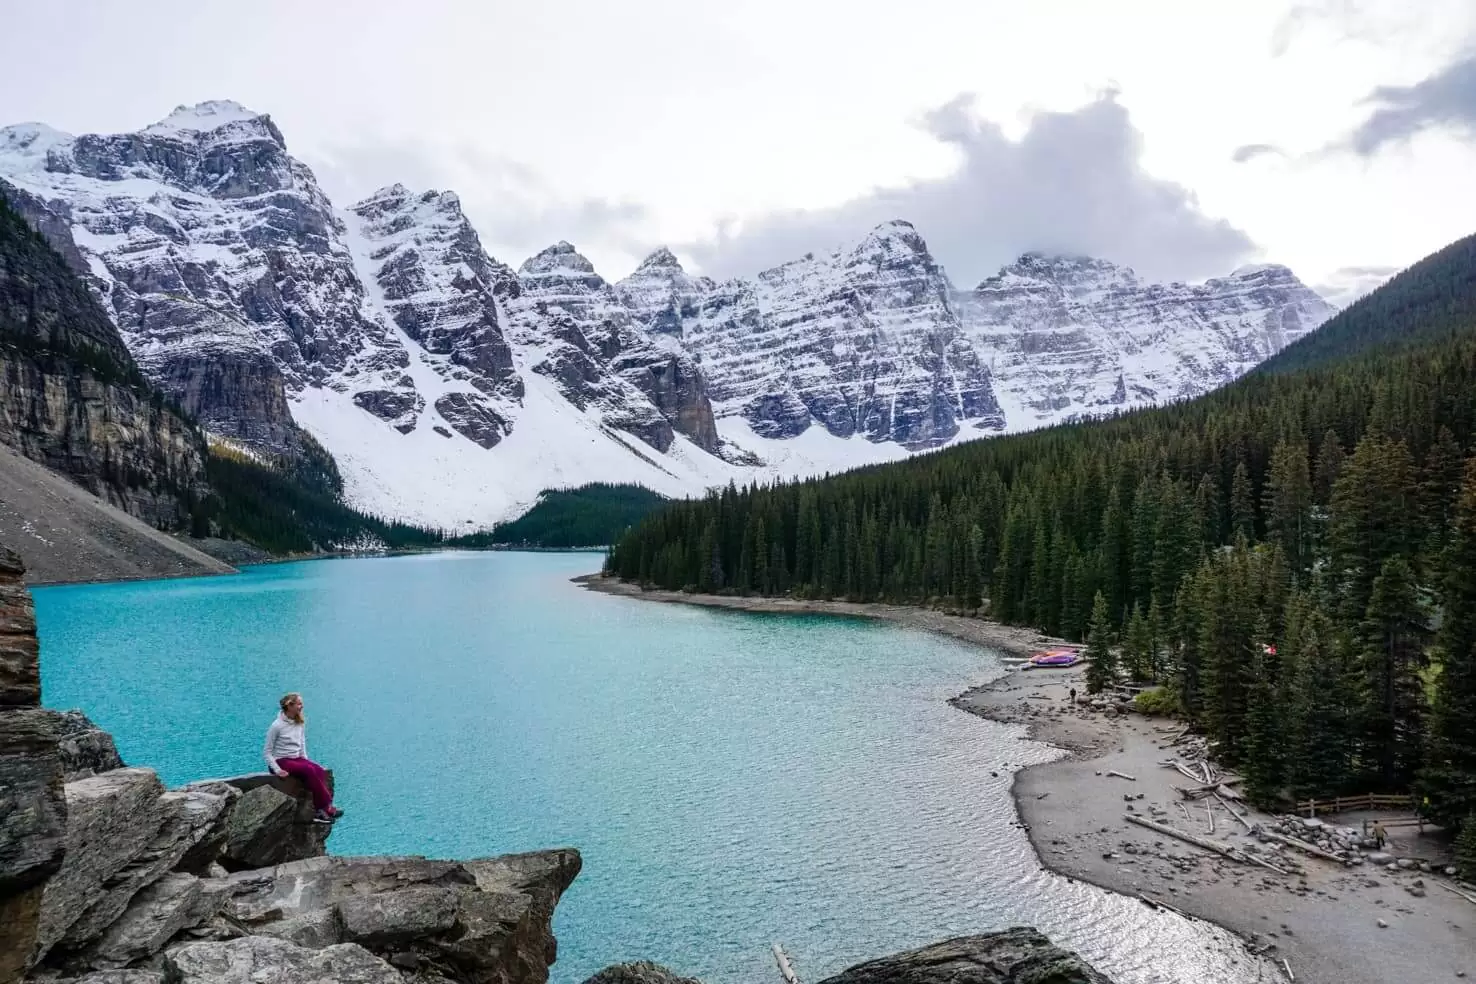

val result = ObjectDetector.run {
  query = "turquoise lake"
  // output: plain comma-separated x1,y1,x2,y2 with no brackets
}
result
35,552,1260,984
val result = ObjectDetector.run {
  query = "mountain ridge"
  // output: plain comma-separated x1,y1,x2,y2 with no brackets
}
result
0,100,1338,527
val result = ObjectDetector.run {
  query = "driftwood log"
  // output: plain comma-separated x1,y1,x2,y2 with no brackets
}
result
1215,793,1253,831
1261,830,1349,866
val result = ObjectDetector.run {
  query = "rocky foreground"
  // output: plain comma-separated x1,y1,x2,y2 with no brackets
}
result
1,547,1114,984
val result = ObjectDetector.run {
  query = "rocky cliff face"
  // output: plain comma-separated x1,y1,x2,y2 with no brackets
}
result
956,254,1335,429
0,100,1335,529
0,104,378,454
0,184,206,529
0,548,65,983
509,242,718,453
623,222,1005,448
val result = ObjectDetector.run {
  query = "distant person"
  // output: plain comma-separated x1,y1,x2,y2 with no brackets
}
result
1069,687,1077,705
1372,820,1387,849
263,692,342,824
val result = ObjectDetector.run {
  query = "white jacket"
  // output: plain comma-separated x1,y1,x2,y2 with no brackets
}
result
263,713,306,771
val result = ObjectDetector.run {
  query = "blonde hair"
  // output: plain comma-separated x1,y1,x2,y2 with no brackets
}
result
279,692,305,725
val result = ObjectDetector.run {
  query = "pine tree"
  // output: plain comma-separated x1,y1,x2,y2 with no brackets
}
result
1420,426,1465,582
1457,818,1476,882
1356,555,1429,790
1194,472,1222,546
1200,541,1257,762
1285,616,1355,798
1123,603,1152,682
1264,439,1314,578
1173,565,1209,718
1084,591,1117,694
1243,632,1285,805
1328,433,1419,626
1145,594,1166,683
1420,459,1476,827
1313,429,1343,492
1130,476,1160,610
1230,461,1256,542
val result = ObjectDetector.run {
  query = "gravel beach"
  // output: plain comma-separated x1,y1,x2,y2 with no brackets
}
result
581,575,1476,984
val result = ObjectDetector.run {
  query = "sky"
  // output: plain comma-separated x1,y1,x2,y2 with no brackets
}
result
3,1,1475,301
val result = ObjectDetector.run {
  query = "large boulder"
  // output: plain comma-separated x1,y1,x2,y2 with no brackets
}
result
814,929,1113,984
82,872,232,969
164,936,404,984
223,849,581,984
582,963,704,984
0,547,64,984
47,710,125,781
32,769,235,966
187,773,333,871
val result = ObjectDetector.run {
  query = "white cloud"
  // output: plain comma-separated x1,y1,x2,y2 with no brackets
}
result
679,93,1256,286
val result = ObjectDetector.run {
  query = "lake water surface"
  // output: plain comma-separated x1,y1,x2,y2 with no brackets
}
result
36,552,1259,984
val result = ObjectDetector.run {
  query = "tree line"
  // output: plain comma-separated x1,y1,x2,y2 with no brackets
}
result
604,237,1476,852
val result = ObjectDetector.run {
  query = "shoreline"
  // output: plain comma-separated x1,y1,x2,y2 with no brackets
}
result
581,575,1473,984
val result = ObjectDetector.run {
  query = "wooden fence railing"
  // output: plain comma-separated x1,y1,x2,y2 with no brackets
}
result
1296,793,1415,817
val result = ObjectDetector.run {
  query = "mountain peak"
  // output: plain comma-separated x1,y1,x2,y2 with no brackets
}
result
857,219,925,251
1228,262,1294,280
636,246,682,272
143,100,266,137
519,241,600,280
0,122,74,172
989,252,1139,289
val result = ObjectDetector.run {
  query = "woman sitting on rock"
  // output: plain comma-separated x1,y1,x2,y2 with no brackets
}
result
263,691,342,824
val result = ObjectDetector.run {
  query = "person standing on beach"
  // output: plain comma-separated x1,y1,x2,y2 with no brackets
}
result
263,692,343,824
1372,820,1387,849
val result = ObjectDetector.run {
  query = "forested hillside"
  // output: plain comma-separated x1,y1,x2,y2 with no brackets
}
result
474,484,669,548
605,233,1476,848
1257,230,1476,374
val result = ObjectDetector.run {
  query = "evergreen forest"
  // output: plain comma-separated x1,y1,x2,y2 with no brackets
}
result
605,231,1476,844
476,483,669,548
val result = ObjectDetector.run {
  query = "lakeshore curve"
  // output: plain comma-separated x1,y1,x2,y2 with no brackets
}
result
579,575,1474,984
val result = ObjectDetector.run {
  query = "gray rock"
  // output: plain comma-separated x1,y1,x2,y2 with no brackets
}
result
434,393,510,450
32,768,168,965
83,872,230,969
173,786,241,876
202,773,333,870
57,972,165,984
1368,853,1395,866
0,708,66,890
581,962,703,984
0,549,39,705
352,389,423,433
337,886,460,944
1396,858,1417,870
223,849,581,984
813,928,1112,984
164,937,403,984
61,786,235,951
0,551,66,983
46,709,125,781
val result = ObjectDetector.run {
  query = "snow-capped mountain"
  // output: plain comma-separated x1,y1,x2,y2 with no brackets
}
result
957,254,1337,430
0,101,1338,528
619,220,1005,448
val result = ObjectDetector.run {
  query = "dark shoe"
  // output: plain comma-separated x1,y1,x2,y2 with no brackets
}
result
313,809,334,824
327,806,344,819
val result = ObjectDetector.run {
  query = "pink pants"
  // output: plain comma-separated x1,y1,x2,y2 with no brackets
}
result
276,757,333,811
